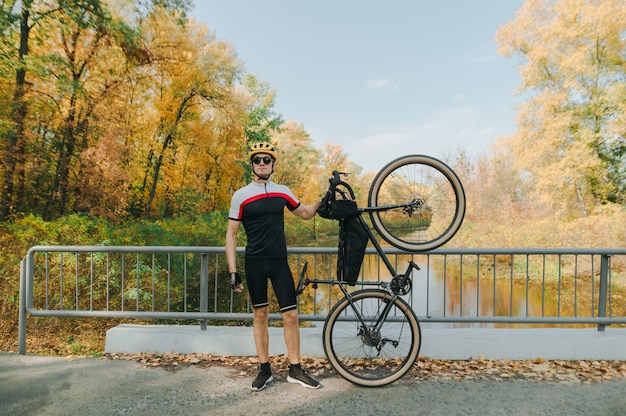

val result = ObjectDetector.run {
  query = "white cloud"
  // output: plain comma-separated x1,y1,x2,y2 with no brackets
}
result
366,78,389,90
366,78,399,91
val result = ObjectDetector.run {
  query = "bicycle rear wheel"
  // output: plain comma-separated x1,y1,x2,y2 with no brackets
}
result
368,154,465,251
323,289,421,387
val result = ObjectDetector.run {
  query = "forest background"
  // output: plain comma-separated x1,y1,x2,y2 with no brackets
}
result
0,0,624,354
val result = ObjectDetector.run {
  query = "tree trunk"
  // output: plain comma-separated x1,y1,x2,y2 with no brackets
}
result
1,2,31,220
145,133,173,220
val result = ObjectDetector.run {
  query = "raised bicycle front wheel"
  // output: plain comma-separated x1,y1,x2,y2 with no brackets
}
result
368,154,465,251
323,289,421,387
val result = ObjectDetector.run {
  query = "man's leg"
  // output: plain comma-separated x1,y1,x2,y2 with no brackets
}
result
253,306,270,362
283,309,321,389
282,309,300,364
271,260,320,389
251,306,273,391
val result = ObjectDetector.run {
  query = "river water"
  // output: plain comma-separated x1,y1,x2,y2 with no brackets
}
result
355,253,598,328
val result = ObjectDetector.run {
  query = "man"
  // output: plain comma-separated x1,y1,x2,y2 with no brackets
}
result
225,142,323,391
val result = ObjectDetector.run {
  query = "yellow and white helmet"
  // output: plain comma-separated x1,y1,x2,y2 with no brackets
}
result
248,142,277,160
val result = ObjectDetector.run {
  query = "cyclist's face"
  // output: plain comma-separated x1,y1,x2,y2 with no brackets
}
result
252,153,274,177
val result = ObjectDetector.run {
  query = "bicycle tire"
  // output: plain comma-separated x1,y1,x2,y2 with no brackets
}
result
323,289,421,387
368,154,465,251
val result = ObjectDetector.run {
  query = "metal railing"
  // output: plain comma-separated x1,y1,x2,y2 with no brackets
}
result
18,246,626,354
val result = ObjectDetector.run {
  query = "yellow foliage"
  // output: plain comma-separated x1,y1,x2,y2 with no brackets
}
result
496,0,626,217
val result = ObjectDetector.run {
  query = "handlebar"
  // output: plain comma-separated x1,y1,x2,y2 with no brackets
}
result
321,171,355,204
329,170,349,187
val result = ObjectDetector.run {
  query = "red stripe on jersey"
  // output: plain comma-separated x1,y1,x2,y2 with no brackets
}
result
236,192,299,219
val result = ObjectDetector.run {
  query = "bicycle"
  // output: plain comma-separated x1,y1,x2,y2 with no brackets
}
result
296,154,466,387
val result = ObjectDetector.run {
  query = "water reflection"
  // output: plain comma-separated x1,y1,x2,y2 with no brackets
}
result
297,251,613,329
359,253,604,328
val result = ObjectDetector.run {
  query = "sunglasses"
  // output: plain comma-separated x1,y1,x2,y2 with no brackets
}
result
252,156,273,165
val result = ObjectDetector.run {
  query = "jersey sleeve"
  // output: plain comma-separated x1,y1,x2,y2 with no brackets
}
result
228,191,244,221
281,185,300,211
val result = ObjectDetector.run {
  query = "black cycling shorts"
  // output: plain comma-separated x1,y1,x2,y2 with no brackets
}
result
244,256,297,313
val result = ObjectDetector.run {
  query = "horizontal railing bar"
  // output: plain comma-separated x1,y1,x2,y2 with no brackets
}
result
26,245,626,256
25,307,626,325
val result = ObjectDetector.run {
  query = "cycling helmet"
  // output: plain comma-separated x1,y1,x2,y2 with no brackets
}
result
248,142,277,160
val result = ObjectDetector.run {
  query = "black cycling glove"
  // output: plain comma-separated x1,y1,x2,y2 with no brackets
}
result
317,190,333,218
230,272,242,290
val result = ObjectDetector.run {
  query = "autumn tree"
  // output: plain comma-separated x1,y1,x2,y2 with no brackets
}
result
271,120,320,199
0,1,313,223
0,1,284,221
459,142,524,222
132,11,286,219
0,0,189,221
497,0,626,217
234,74,284,190
133,7,242,219
40,2,146,219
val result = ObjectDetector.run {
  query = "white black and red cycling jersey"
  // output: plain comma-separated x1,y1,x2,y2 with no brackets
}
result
228,181,300,257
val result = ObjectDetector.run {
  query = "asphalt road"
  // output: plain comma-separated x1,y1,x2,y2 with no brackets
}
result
1,353,626,416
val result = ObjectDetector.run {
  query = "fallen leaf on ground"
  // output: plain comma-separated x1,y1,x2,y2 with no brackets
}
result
104,353,626,384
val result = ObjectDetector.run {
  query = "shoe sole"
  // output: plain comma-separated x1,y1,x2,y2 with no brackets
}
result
287,375,321,389
251,375,273,391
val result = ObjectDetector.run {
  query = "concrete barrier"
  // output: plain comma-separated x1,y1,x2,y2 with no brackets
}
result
105,324,626,360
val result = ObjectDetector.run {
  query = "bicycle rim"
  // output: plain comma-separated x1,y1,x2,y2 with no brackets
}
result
368,155,465,251
323,289,421,387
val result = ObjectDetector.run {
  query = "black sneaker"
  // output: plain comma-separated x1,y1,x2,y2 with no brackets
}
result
287,364,321,389
251,365,273,391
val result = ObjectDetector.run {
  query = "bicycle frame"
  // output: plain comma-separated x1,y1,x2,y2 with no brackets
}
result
355,214,398,278
297,213,419,288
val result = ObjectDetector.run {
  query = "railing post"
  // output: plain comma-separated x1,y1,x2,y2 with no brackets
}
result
199,253,209,330
18,257,27,355
597,254,610,332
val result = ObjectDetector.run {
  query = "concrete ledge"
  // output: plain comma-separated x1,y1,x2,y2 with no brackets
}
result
420,327,626,360
105,324,626,360
105,324,326,357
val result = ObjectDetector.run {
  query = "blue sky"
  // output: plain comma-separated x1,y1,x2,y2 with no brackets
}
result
192,1,524,172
